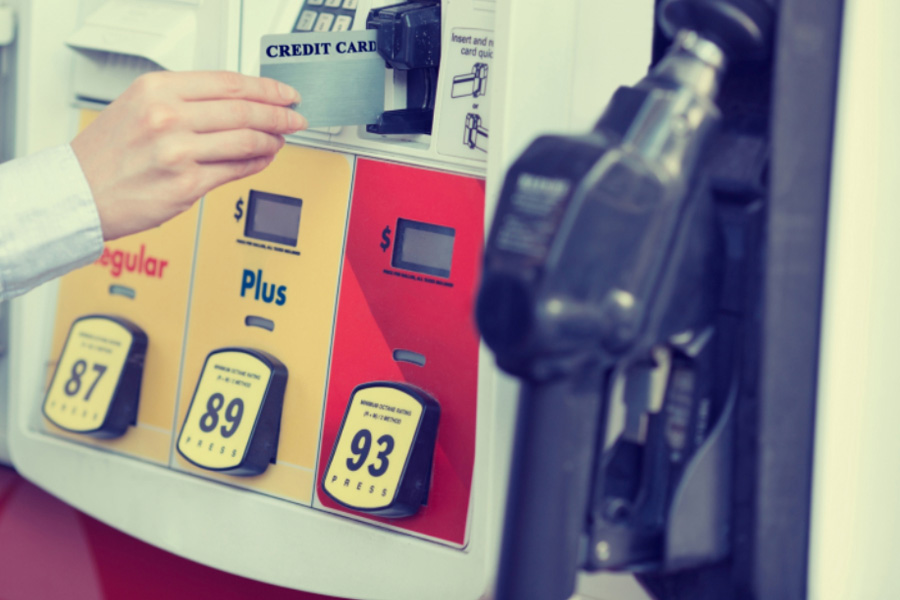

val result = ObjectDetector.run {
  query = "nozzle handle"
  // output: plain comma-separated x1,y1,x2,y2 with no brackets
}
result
494,364,606,600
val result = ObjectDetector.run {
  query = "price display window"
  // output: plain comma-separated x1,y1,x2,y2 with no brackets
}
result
244,190,303,247
43,315,147,438
177,348,287,476
391,218,456,279
322,382,440,518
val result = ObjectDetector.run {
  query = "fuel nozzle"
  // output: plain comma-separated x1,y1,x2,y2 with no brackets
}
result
479,11,770,600
478,30,726,379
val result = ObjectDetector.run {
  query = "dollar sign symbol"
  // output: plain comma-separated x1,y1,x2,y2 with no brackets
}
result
234,198,244,222
380,226,391,252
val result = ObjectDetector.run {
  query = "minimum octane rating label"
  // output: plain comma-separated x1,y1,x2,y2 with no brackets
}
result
44,317,133,432
324,386,423,510
178,351,271,470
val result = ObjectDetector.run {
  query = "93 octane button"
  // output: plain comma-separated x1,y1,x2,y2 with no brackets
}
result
177,348,287,476
323,382,440,518
43,315,147,438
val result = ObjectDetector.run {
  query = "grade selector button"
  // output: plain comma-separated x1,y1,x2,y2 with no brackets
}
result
177,348,287,476
43,315,147,438
323,383,440,518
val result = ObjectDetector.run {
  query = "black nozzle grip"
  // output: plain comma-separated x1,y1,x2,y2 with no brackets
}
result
495,364,606,600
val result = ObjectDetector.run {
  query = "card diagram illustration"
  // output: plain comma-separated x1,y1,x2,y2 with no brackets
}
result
463,113,488,152
438,27,494,161
451,63,489,99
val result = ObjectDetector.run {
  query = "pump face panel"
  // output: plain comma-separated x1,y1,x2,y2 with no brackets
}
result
40,110,200,462
172,144,352,504
316,159,484,546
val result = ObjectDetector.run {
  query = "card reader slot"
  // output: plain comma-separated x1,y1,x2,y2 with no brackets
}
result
245,316,276,331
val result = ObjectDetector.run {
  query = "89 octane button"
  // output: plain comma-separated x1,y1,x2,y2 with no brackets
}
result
43,315,147,438
177,348,287,476
323,382,440,518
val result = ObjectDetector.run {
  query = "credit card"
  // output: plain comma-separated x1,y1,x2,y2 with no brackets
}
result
260,31,385,128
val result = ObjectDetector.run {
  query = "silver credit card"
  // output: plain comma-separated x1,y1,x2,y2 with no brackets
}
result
261,31,385,128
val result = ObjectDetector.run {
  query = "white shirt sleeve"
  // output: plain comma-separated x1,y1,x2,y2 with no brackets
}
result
0,144,104,301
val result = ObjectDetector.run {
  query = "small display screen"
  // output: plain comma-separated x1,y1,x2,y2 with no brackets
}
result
244,190,302,247
391,218,455,278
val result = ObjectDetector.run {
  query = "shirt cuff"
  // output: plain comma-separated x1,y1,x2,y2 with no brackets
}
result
0,144,104,300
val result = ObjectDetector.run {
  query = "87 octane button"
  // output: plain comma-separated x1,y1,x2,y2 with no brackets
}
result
177,348,287,476
43,315,147,438
323,382,440,518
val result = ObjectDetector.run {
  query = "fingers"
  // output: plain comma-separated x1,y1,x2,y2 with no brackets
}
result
187,100,308,134
193,130,286,163
198,156,276,195
79,70,300,241
150,71,300,105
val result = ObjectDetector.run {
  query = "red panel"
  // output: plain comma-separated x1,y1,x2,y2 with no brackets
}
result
317,159,485,545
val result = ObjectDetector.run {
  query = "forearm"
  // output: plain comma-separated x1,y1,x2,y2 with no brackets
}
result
0,71,304,301
0,144,104,301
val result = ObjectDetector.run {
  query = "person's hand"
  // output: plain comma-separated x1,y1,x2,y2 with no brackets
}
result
71,70,307,240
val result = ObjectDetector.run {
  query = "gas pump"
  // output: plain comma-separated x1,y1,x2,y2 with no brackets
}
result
7,1,655,599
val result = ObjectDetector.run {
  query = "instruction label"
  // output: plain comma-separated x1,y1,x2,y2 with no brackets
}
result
44,317,134,433
437,24,495,161
323,385,423,511
177,350,273,471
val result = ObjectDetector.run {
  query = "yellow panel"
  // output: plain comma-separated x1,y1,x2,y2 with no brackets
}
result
178,350,273,471
324,385,423,510
44,317,134,433
42,109,199,464
173,144,353,504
